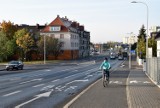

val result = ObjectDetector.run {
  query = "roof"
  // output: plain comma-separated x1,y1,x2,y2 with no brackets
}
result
41,15,88,33
42,15,69,32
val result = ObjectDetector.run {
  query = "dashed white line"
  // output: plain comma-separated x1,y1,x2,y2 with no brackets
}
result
3,91,21,97
33,84,45,87
52,79,60,82
20,78,43,84
65,74,76,79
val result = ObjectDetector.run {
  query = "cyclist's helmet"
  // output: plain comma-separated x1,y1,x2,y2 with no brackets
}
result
105,57,108,61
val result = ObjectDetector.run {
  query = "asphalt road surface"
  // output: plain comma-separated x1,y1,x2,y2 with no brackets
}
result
0,56,124,108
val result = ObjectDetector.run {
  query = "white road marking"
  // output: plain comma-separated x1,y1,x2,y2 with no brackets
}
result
129,80,142,84
40,85,55,91
120,65,125,67
10,77,21,81
33,84,45,88
55,86,66,91
3,91,21,97
84,75,93,79
52,79,60,82
45,69,51,71
65,74,76,79
20,78,43,84
65,86,77,92
15,90,53,108
143,81,151,84
112,81,122,84
66,79,89,85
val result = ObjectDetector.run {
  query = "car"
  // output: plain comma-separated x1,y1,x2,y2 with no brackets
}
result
110,55,116,59
6,60,24,71
118,55,124,60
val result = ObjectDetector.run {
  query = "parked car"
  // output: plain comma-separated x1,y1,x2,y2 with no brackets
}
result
6,60,24,71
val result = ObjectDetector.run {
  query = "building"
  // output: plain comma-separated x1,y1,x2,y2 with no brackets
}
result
16,24,46,41
123,35,137,45
40,15,90,60
155,32,160,57
150,26,160,38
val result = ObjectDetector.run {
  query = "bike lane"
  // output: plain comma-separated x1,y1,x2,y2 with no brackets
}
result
64,61,130,108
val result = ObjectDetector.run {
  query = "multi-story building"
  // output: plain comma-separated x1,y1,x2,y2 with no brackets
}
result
40,15,90,60
150,26,160,38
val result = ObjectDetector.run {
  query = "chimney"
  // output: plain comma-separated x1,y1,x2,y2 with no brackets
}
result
79,25,84,31
36,23,39,29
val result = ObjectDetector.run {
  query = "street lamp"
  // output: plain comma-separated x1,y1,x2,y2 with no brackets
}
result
44,35,46,64
131,1,149,59
127,32,135,69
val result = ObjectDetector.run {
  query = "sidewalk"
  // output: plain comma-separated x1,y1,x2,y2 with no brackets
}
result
64,58,160,108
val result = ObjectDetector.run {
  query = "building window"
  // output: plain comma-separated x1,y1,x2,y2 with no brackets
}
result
50,26,61,31
60,34,64,39
71,42,74,47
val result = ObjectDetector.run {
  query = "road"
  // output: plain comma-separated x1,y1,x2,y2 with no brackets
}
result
0,55,124,108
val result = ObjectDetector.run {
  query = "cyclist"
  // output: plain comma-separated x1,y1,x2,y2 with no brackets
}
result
100,57,111,81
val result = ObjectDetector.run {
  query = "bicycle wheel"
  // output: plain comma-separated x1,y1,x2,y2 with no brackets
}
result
103,79,107,87
103,73,108,87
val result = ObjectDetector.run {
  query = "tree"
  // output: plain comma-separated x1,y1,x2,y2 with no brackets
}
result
15,29,34,61
148,37,157,57
131,42,137,50
0,31,8,61
138,25,146,41
1,20,17,40
47,37,62,59
137,25,147,59
37,36,62,60
0,31,16,61
137,37,146,59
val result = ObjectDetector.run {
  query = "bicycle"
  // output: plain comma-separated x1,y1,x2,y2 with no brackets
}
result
102,70,109,87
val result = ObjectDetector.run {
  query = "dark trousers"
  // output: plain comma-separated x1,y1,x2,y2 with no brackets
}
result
103,69,110,79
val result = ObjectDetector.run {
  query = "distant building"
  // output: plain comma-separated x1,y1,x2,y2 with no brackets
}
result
123,35,137,45
16,24,46,42
40,15,90,60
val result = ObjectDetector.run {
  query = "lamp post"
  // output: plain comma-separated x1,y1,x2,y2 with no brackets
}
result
131,1,149,59
127,32,134,69
44,35,46,64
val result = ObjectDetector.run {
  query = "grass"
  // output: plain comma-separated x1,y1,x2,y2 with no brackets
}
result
0,60,62,65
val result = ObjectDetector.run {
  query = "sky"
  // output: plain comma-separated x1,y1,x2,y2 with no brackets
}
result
0,0,159,43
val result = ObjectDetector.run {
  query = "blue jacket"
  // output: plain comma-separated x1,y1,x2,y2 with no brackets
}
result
100,61,111,70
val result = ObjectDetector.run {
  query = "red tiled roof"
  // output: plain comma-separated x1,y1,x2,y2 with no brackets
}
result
42,15,68,32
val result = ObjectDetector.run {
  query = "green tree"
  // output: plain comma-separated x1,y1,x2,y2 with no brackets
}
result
47,37,62,59
0,31,8,61
0,31,16,61
137,37,146,59
37,36,62,60
137,25,147,59
148,37,157,57
138,25,146,41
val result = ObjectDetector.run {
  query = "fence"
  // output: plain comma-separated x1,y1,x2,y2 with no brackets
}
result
146,57,160,84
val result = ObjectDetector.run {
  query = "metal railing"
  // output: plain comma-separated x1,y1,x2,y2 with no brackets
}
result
146,57,160,84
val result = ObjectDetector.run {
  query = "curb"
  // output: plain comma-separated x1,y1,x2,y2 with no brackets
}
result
126,69,131,108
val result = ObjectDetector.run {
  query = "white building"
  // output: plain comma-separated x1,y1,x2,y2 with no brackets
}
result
123,35,137,45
